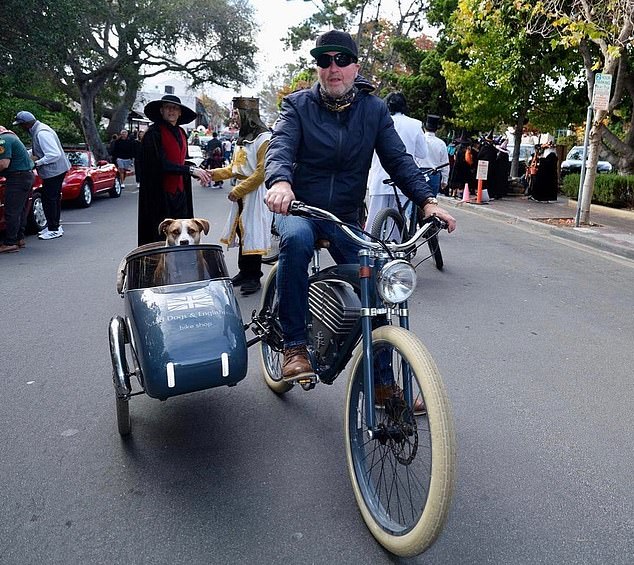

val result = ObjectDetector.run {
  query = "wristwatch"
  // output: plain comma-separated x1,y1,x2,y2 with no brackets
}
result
422,197,439,207
189,165,196,176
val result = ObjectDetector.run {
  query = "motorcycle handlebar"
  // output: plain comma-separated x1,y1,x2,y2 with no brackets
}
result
287,201,446,252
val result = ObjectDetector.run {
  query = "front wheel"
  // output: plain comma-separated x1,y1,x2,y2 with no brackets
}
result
344,326,456,557
370,208,404,242
109,176,123,198
78,180,93,207
258,264,292,394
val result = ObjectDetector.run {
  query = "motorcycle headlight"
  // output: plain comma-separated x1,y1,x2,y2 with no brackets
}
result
376,260,417,304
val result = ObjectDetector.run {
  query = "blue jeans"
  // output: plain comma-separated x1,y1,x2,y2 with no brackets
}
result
275,214,363,348
426,171,441,196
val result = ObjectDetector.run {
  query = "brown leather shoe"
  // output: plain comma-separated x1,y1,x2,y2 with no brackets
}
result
375,383,426,416
282,345,315,383
0,244,20,254
17,239,26,248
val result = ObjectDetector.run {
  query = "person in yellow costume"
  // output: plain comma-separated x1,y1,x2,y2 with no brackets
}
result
211,97,272,295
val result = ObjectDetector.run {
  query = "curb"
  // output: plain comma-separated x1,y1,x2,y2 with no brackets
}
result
441,197,634,261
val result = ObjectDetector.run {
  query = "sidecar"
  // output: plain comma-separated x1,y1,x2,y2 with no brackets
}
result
108,243,248,435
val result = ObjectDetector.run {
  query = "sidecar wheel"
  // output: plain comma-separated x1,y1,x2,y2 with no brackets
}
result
115,395,131,436
258,264,292,394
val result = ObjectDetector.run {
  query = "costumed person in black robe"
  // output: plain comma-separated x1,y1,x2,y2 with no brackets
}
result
492,137,510,198
447,131,473,198
531,141,558,201
137,94,212,246
477,131,498,199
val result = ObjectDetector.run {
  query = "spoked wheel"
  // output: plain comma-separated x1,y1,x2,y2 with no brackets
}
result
427,233,443,270
109,176,123,198
258,264,292,394
370,208,404,242
344,326,456,557
262,224,280,265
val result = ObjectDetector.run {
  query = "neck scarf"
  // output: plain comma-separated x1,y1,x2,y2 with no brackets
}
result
159,123,186,194
319,85,358,112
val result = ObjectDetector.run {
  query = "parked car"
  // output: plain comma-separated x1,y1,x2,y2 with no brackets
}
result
59,147,122,207
560,146,613,177
507,144,536,177
0,173,47,235
186,145,205,167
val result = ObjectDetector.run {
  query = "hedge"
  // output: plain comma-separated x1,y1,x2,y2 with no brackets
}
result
561,173,634,209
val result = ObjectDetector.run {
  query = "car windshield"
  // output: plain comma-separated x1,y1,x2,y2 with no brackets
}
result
567,147,585,160
66,151,90,167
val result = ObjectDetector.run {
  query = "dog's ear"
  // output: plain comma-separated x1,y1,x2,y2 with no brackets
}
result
194,218,210,235
158,219,174,235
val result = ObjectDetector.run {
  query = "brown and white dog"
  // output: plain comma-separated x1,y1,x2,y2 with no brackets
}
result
159,218,210,246
153,218,212,285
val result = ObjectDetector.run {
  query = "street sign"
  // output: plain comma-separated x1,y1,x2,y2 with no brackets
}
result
592,73,612,111
476,160,489,180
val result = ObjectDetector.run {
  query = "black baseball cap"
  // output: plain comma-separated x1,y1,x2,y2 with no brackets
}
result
310,30,358,59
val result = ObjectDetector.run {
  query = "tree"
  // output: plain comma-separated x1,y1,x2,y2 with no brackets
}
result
1,0,259,159
524,0,634,222
441,0,582,175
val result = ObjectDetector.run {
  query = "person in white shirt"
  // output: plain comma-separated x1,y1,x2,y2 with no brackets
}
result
365,92,428,233
418,114,450,196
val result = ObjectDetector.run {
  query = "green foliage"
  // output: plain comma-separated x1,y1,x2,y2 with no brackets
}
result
561,173,634,208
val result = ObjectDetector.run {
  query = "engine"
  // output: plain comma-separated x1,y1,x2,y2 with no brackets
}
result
307,280,361,371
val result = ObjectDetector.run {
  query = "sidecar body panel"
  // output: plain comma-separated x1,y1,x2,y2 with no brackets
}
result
122,244,247,400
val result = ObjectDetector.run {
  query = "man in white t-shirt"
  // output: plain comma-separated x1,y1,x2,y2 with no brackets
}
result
418,114,449,196
365,92,428,232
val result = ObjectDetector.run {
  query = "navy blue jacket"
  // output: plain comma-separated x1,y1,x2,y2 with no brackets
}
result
265,81,433,222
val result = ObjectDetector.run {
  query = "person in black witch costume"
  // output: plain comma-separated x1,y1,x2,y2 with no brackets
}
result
137,94,212,246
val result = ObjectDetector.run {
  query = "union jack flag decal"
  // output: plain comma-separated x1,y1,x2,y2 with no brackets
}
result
166,289,215,311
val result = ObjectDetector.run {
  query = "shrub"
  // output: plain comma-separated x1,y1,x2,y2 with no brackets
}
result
561,173,634,209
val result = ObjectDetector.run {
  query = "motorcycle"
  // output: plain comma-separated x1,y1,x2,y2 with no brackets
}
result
249,201,456,557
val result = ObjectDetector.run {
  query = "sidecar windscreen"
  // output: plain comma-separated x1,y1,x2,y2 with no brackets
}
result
125,244,228,290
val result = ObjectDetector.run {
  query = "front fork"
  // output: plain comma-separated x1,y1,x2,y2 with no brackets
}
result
358,252,414,436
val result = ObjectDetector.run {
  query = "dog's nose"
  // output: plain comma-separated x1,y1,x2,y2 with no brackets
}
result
179,240,189,245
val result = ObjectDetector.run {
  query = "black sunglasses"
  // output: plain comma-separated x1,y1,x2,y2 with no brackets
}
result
315,52,357,69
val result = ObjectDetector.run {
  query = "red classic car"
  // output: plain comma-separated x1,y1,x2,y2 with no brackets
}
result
0,174,47,235
60,147,123,207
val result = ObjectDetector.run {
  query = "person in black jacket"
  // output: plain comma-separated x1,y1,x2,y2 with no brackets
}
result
264,30,456,384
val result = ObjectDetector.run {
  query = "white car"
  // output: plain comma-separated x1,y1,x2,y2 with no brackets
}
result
560,146,613,177
186,145,205,167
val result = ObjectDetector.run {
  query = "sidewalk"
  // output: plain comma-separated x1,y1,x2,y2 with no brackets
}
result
440,193,634,261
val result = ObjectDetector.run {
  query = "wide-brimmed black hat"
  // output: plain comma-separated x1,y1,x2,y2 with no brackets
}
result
143,95,197,125
310,30,358,59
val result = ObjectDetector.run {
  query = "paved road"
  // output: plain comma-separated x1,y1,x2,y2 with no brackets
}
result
1,181,633,564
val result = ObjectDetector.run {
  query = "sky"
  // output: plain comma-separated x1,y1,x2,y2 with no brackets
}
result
210,0,316,104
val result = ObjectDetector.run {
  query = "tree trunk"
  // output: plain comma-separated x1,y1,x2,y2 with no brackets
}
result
579,118,606,223
77,79,108,161
106,83,139,139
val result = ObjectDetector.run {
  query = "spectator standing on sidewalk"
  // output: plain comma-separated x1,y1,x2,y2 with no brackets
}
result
13,111,70,240
418,114,449,196
0,125,36,253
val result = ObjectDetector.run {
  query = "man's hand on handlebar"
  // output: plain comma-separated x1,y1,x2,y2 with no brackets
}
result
266,181,295,214
423,203,457,233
